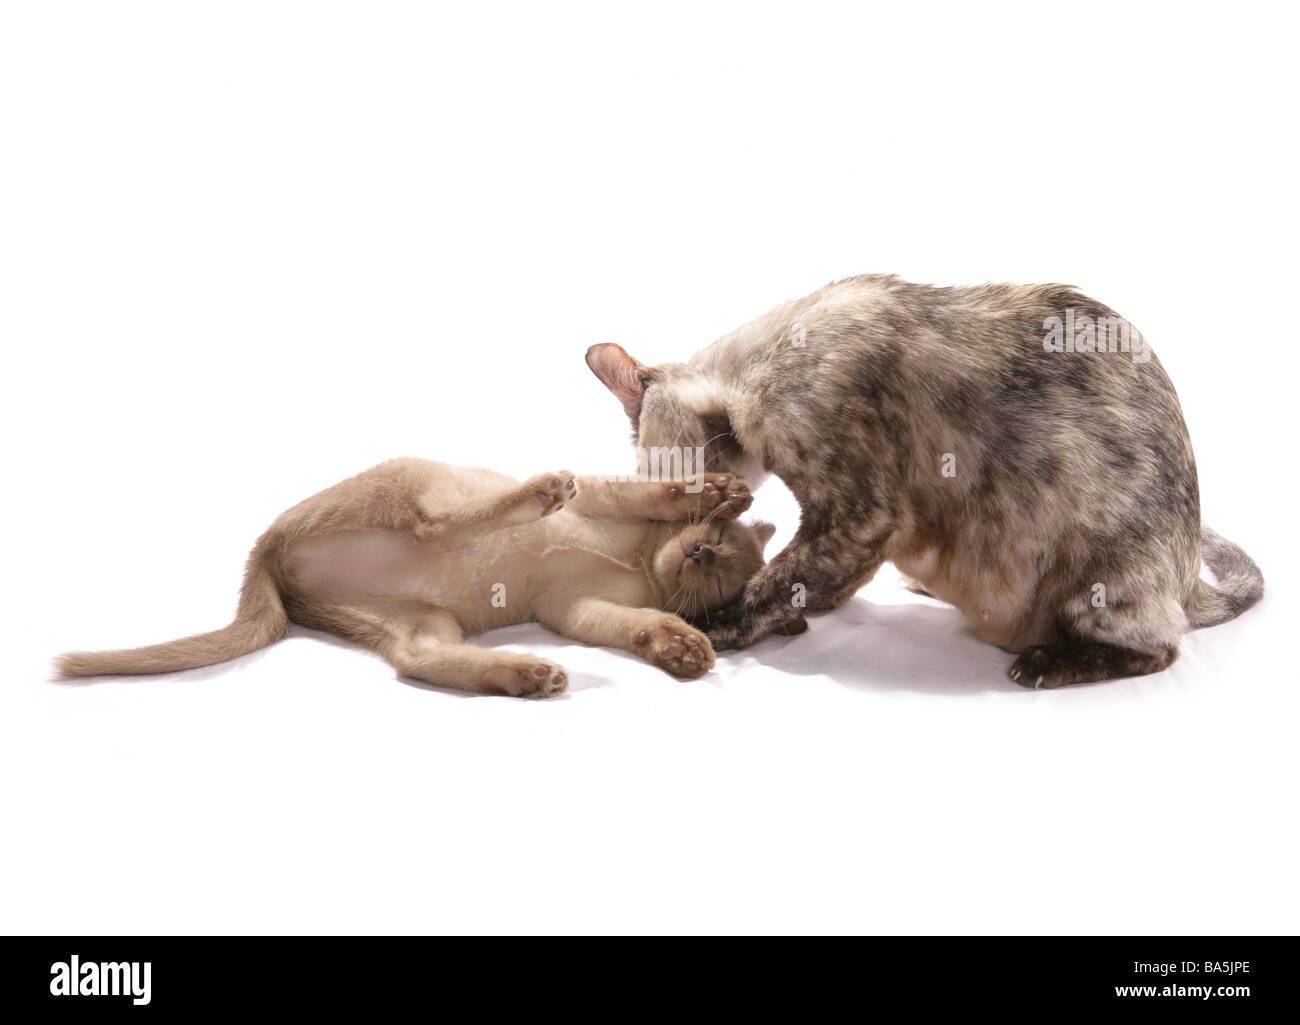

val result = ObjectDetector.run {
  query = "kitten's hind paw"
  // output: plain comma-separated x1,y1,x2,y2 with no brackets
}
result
510,658,569,698
526,472,578,517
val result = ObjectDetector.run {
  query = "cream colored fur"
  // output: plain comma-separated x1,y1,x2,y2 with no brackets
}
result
57,459,771,697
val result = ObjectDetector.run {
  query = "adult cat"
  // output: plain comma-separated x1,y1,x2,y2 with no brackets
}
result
586,274,1263,687
57,460,771,696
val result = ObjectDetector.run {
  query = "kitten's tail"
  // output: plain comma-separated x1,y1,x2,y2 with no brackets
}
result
55,543,288,678
1186,525,1264,629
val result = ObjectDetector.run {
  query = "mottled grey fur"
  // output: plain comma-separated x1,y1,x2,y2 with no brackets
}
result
586,274,1263,687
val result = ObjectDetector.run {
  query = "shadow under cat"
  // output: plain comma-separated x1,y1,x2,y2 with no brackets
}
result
441,594,1019,698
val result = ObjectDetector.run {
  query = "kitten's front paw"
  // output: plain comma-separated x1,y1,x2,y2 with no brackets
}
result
661,475,752,520
526,472,578,517
509,658,569,698
634,617,716,679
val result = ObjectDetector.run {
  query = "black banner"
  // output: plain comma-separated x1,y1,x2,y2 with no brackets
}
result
1,936,1292,1016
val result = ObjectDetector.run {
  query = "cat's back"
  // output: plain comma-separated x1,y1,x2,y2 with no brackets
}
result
770,274,1088,355
732,275,1175,419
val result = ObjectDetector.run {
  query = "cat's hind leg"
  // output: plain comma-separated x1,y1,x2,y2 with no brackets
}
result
290,597,568,697
1009,640,1177,689
1008,546,1186,688
898,574,939,600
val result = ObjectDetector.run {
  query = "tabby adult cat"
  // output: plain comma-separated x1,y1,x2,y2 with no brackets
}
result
587,274,1263,687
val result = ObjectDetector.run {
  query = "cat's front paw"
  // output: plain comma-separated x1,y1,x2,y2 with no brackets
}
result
508,658,569,698
705,608,806,650
526,472,578,517
634,616,716,679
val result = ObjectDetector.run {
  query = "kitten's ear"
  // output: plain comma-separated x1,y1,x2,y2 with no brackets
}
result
586,343,659,421
752,520,777,551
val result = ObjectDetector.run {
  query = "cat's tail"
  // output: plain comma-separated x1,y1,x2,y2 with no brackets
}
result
1185,525,1264,629
55,542,288,678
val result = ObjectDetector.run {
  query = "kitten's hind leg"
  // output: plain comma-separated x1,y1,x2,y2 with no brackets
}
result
396,634,569,697
414,472,577,539
292,597,567,697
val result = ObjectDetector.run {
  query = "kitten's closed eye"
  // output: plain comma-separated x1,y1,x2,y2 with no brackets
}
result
660,518,767,611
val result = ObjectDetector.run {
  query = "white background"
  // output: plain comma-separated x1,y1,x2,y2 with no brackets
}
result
2,1,1296,934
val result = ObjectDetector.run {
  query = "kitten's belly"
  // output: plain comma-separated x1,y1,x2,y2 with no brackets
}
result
284,530,502,606
281,520,650,633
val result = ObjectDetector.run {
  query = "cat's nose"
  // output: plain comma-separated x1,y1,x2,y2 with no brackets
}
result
696,545,716,569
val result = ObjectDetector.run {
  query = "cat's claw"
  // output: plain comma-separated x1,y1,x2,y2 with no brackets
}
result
512,659,569,698
636,617,716,679
528,471,578,517
1008,646,1068,689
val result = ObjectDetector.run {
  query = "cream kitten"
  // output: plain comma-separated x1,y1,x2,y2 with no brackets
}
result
56,459,773,697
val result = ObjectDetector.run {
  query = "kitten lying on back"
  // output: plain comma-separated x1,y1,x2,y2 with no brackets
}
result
57,460,772,696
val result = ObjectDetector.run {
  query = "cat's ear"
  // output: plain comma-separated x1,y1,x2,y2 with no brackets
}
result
586,343,659,421
752,520,777,551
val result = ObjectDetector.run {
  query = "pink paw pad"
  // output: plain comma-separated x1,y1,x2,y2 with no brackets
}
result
532,473,577,516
